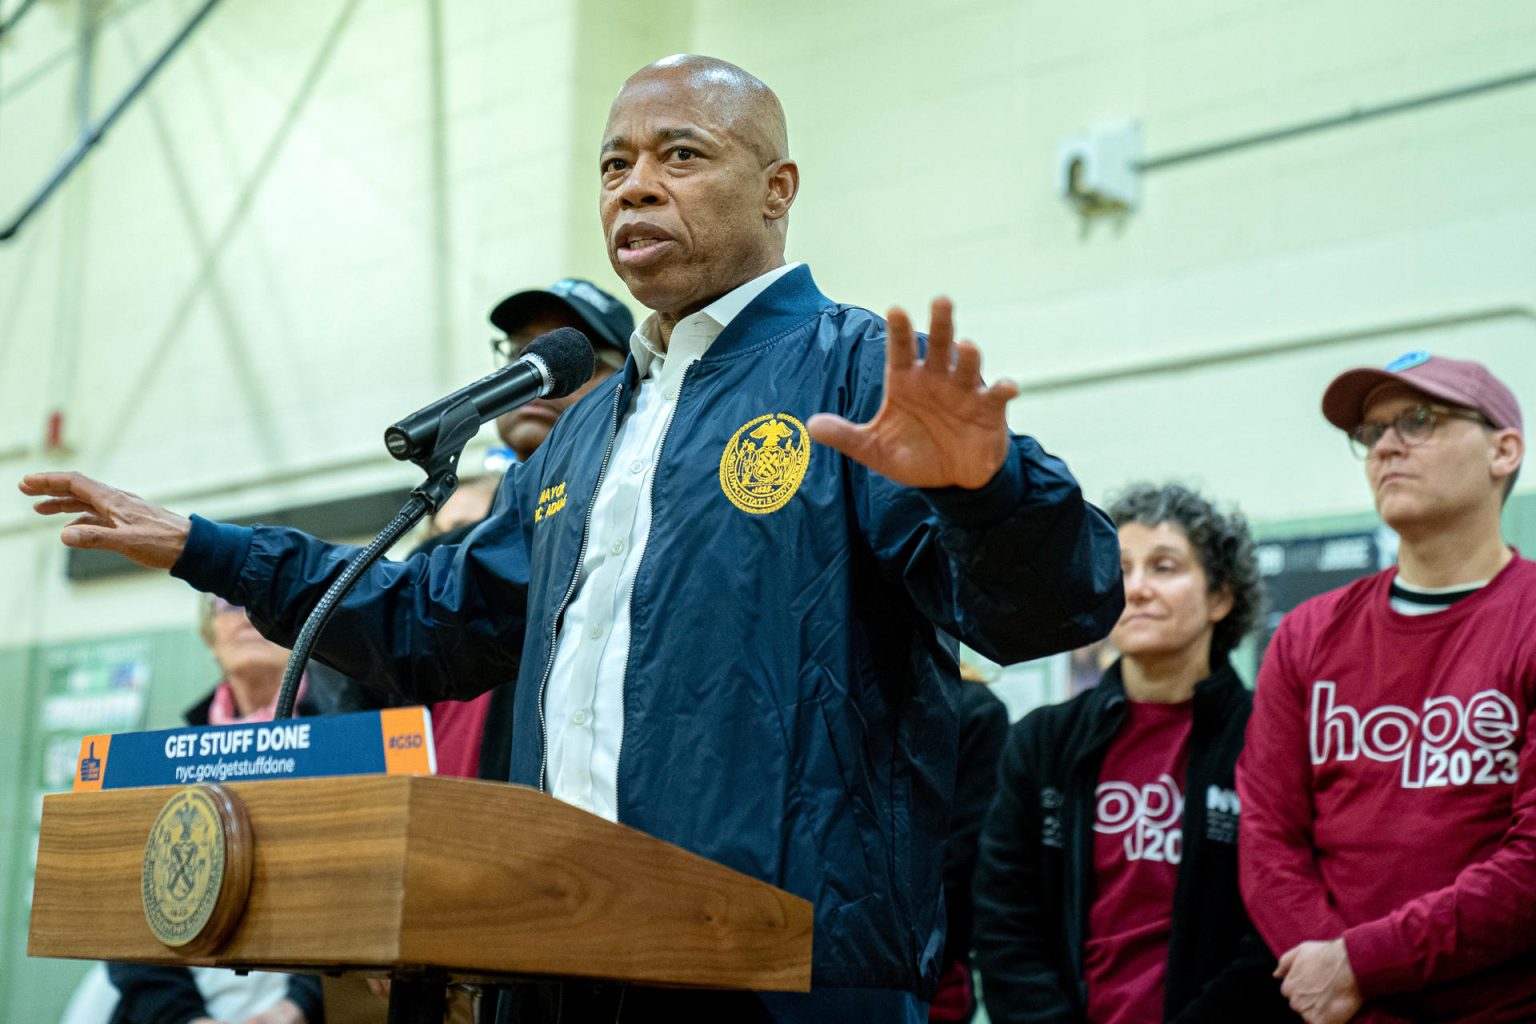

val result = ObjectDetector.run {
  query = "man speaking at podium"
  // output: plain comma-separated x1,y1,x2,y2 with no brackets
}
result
22,56,1122,1022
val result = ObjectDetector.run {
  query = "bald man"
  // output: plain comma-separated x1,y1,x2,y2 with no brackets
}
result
23,56,1122,1022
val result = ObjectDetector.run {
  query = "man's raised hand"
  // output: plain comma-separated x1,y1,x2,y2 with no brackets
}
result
807,298,1018,489
18,472,191,570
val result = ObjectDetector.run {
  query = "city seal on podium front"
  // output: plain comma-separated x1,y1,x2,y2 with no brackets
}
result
141,783,253,954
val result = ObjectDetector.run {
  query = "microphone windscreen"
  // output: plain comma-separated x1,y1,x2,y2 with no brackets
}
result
525,327,597,399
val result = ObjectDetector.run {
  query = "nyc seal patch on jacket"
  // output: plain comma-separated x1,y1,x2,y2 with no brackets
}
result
719,413,812,514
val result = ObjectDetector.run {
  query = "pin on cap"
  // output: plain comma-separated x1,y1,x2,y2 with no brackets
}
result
1321,351,1522,434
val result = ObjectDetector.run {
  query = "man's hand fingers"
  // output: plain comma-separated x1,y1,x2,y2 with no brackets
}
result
922,297,954,375
17,474,58,496
807,413,873,463
953,340,982,386
886,307,916,371
32,497,97,516
1276,948,1297,978
987,378,1020,407
24,472,190,569
20,471,108,501
19,475,69,498
59,525,113,550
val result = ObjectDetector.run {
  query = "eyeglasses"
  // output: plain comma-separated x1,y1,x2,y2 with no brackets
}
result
1349,403,1490,460
490,336,530,363
491,335,628,373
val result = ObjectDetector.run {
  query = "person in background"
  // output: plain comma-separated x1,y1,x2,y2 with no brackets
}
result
425,474,503,539
1239,353,1533,1024
106,596,324,1024
311,279,635,783
489,278,635,467
929,662,1008,1024
417,279,631,779
974,483,1291,1023
412,277,635,554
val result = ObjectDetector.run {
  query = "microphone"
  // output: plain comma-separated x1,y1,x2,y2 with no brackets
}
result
384,327,596,462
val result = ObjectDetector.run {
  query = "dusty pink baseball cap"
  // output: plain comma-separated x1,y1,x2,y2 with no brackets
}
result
1322,351,1523,433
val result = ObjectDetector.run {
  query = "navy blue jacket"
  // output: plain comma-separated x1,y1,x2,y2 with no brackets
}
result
173,266,1123,994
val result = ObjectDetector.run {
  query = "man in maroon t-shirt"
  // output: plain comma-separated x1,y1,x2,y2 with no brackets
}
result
1238,352,1533,1023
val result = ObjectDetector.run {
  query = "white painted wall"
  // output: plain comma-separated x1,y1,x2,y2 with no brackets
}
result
693,0,1536,519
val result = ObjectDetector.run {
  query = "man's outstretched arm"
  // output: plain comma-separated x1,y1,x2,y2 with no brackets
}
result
19,471,531,703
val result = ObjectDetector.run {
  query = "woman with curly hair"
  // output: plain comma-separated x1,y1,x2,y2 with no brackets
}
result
974,483,1295,1024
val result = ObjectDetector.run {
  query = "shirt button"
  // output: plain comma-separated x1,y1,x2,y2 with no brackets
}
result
571,709,588,726
630,460,644,474
610,540,624,555
589,625,603,639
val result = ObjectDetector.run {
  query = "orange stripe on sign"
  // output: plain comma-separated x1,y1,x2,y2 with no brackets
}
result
73,734,111,792
379,707,435,776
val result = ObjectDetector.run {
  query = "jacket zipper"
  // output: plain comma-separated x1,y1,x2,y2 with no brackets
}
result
610,363,694,821
536,380,626,793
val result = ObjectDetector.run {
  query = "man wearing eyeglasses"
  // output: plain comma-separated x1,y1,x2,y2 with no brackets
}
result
1237,352,1533,1024
488,279,633,464
311,280,635,785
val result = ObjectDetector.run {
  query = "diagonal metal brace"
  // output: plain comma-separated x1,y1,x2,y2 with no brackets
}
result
0,0,46,41
0,0,224,242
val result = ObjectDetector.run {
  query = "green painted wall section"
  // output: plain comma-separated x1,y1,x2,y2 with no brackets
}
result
1,628,214,1024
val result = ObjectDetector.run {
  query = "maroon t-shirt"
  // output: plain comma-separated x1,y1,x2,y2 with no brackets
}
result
1240,556,1536,1021
1083,699,1194,1024
429,692,493,779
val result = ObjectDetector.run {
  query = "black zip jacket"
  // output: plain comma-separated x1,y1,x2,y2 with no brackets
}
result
972,659,1293,1024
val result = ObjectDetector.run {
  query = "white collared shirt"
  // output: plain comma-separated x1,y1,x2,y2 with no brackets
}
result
542,262,802,821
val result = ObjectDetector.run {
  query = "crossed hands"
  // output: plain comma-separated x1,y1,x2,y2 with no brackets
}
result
808,298,1018,489
1276,938,1363,1024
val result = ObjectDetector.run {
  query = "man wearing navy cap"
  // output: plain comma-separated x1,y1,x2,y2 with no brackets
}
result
488,278,634,462
1238,352,1534,1023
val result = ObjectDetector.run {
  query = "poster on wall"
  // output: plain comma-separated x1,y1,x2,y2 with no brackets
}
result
1253,527,1398,667
21,639,150,910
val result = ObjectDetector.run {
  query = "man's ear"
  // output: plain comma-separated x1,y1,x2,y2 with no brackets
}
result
764,158,799,222
1491,428,1524,486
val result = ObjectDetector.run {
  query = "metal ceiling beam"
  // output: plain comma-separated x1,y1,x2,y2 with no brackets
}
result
0,0,225,242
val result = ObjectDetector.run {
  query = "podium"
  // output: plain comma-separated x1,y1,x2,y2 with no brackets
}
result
29,775,813,1020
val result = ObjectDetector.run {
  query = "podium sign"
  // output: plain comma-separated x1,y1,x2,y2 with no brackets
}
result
72,707,435,791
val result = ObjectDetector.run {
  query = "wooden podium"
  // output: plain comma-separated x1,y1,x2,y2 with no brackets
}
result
30,775,813,1020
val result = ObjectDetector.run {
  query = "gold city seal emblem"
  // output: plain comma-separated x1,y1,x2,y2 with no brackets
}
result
142,784,251,952
719,413,812,515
